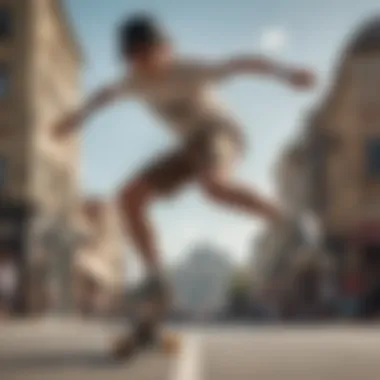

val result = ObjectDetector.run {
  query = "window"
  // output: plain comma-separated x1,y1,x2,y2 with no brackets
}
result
0,64,10,98
366,138,380,178
0,7,11,39
0,158,7,189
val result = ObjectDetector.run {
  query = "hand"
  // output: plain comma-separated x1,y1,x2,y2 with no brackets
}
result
288,68,316,90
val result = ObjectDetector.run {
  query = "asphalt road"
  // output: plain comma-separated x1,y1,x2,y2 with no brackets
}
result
1,319,380,380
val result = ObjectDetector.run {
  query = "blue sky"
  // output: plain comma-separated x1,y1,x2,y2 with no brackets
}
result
66,0,380,266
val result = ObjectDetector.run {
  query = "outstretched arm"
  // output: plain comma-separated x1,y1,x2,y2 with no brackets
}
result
53,80,132,139
197,55,316,88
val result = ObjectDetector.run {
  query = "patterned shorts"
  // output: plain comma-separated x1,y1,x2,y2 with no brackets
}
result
141,123,245,194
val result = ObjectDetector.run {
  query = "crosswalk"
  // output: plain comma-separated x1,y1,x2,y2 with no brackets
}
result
170,333,203,380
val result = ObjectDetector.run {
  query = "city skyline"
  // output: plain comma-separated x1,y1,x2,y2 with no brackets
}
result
66,0,379,266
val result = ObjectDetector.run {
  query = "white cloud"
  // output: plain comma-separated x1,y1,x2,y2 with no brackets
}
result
260,27,289,55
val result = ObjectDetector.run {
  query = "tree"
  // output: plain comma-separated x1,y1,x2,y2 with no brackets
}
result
226,269,252,319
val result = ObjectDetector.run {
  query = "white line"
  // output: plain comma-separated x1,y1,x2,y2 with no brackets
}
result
170,333,202,380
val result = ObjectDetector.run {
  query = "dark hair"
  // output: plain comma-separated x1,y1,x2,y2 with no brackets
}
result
119,14,167,58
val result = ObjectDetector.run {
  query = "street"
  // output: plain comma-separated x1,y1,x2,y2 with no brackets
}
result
1,320,380,380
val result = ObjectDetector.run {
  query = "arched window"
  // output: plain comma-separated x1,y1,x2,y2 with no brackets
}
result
0,6,12,39
366,138,380,178
0,157,7,190
0,64,10,98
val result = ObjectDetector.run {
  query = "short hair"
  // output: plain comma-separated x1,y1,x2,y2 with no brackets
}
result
119,13,167,58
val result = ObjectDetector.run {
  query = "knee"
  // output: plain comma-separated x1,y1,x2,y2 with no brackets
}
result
201,179,227,200
117,180,153,217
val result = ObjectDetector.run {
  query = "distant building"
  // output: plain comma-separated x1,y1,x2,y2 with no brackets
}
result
251,138,331,318
251,225,302,294
274,140,310,217
0,0,83,314
171,243,234,317
253,142,311,282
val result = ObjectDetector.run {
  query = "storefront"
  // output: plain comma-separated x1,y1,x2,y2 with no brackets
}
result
350,221,380,317
328,221,380,319
0,199,30,314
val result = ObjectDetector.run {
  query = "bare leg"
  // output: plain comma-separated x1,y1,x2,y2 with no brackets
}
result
115,178,163,354
117,147,193,271
117,178,161,272
202,178,283,223
114,150,195,357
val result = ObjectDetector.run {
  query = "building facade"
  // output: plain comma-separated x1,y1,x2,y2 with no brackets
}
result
0,0,82,314
307,17,380,316
275,140,310,218
251,139,332,319
254,142,310,284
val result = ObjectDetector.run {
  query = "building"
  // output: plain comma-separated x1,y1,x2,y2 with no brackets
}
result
251,140,331,318
250,227,280,312
0,0,83,314
251,223,304,316
75,197,125,316
274,140,310,218
306,17,380,314
171,243,234,318
253,141,310,289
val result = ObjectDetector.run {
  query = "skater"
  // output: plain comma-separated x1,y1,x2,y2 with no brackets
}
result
53,13,316,356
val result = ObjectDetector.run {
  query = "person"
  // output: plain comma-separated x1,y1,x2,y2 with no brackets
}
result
53,14,315,349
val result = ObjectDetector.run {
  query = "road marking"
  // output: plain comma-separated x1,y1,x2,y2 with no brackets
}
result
170,333,202,380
